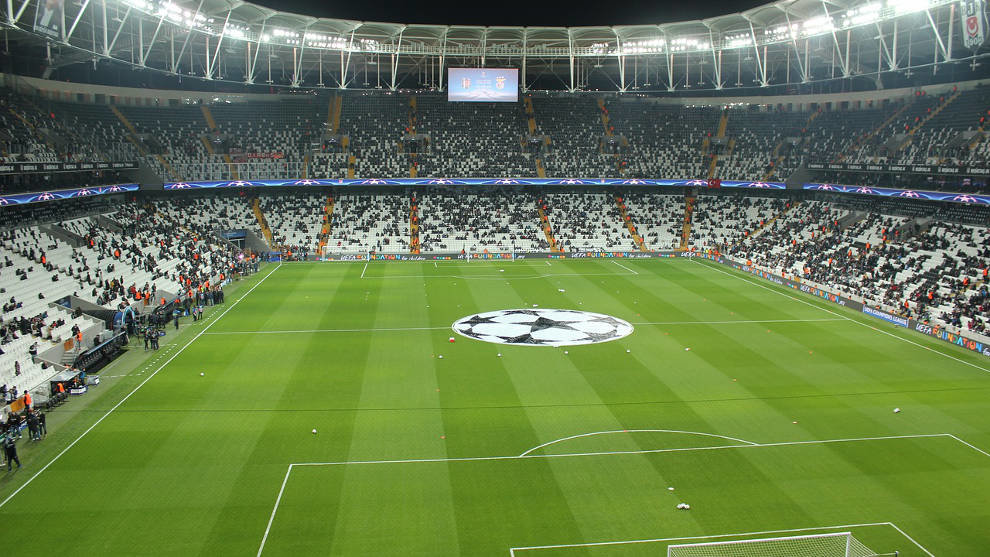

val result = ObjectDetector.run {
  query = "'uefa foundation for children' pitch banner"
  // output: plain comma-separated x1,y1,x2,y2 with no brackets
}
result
320,251,681,261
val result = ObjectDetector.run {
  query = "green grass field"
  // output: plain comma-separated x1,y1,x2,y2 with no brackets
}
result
2,258,989,556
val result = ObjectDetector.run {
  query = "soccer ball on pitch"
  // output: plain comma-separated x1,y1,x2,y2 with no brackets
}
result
894,408,901,413
200,372,204,376
311,429,317,434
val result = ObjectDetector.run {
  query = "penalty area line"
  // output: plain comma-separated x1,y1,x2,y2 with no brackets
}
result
257,464,294,557
612,260,639,275
509,521,933,555
0,262,283,510
258,433,972,555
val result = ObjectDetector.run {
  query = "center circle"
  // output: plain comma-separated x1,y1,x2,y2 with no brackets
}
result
452,309,634,347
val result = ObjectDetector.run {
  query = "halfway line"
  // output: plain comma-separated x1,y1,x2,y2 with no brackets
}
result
205,326,451,335
205,319,845,335
631,318,845,325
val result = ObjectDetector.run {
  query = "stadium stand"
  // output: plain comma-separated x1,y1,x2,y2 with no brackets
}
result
417,190,547,253
619,193,685,250
327,192,410,254
541,192,636,251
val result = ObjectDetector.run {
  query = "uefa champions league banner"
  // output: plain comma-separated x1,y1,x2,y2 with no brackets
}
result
862,306,909,328
804,183,990,205
164,178,786,190
0,184,138,207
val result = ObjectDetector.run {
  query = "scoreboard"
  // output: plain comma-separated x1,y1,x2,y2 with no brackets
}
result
448,68,519,102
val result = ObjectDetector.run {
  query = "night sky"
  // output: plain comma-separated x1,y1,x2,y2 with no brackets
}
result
250,0,770,27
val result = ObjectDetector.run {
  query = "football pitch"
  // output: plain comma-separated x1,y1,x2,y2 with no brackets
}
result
2,258,990,556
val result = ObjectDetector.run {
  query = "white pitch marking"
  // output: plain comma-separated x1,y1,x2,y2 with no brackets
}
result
694,260,990,375
360,262,368,278
631,318,845,325
204,319,845,336
519,429,759,457
888,521,937,557
257,464,294,557
256,433,978,555
366,272,630,280
205,326,451,335
945,433,990,459
612,260,638,275
508,521,928,554
0,262,283,510
288,433,952,468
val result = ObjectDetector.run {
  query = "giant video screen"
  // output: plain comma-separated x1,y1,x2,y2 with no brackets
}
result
448,68,519,102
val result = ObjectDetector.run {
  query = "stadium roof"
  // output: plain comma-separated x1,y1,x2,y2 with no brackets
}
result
1,0,986,92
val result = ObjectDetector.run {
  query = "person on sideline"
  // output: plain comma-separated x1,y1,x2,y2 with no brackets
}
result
3,435,20,471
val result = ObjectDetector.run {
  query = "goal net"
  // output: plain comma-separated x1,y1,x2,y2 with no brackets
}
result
667,532,882,557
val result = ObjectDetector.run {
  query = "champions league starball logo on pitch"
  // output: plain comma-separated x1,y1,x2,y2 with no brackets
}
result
452,309,634,347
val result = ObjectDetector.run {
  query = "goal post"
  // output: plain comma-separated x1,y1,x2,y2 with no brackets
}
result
666,531,884,557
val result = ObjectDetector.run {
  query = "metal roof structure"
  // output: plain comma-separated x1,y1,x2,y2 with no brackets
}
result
1,0,987,92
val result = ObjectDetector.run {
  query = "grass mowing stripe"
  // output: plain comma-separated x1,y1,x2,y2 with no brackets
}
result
0,261,282,510
693,259,990,375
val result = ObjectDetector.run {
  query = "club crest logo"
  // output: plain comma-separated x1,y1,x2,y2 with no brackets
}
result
452,309,634,347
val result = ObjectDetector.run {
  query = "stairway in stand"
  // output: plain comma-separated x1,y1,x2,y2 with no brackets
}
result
110,106,180,181
597,99,625,175
615,196,647,251
408,96,418,178
680,194,696,251
707,110,730,179
409,193,420,254
835,101,912,162
536,197,561,252
763,110,820,180
317,195,335,257
200,105,238,179
744,201,800,245
252,198,274,249
523,97,547,178
329,95,342,135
